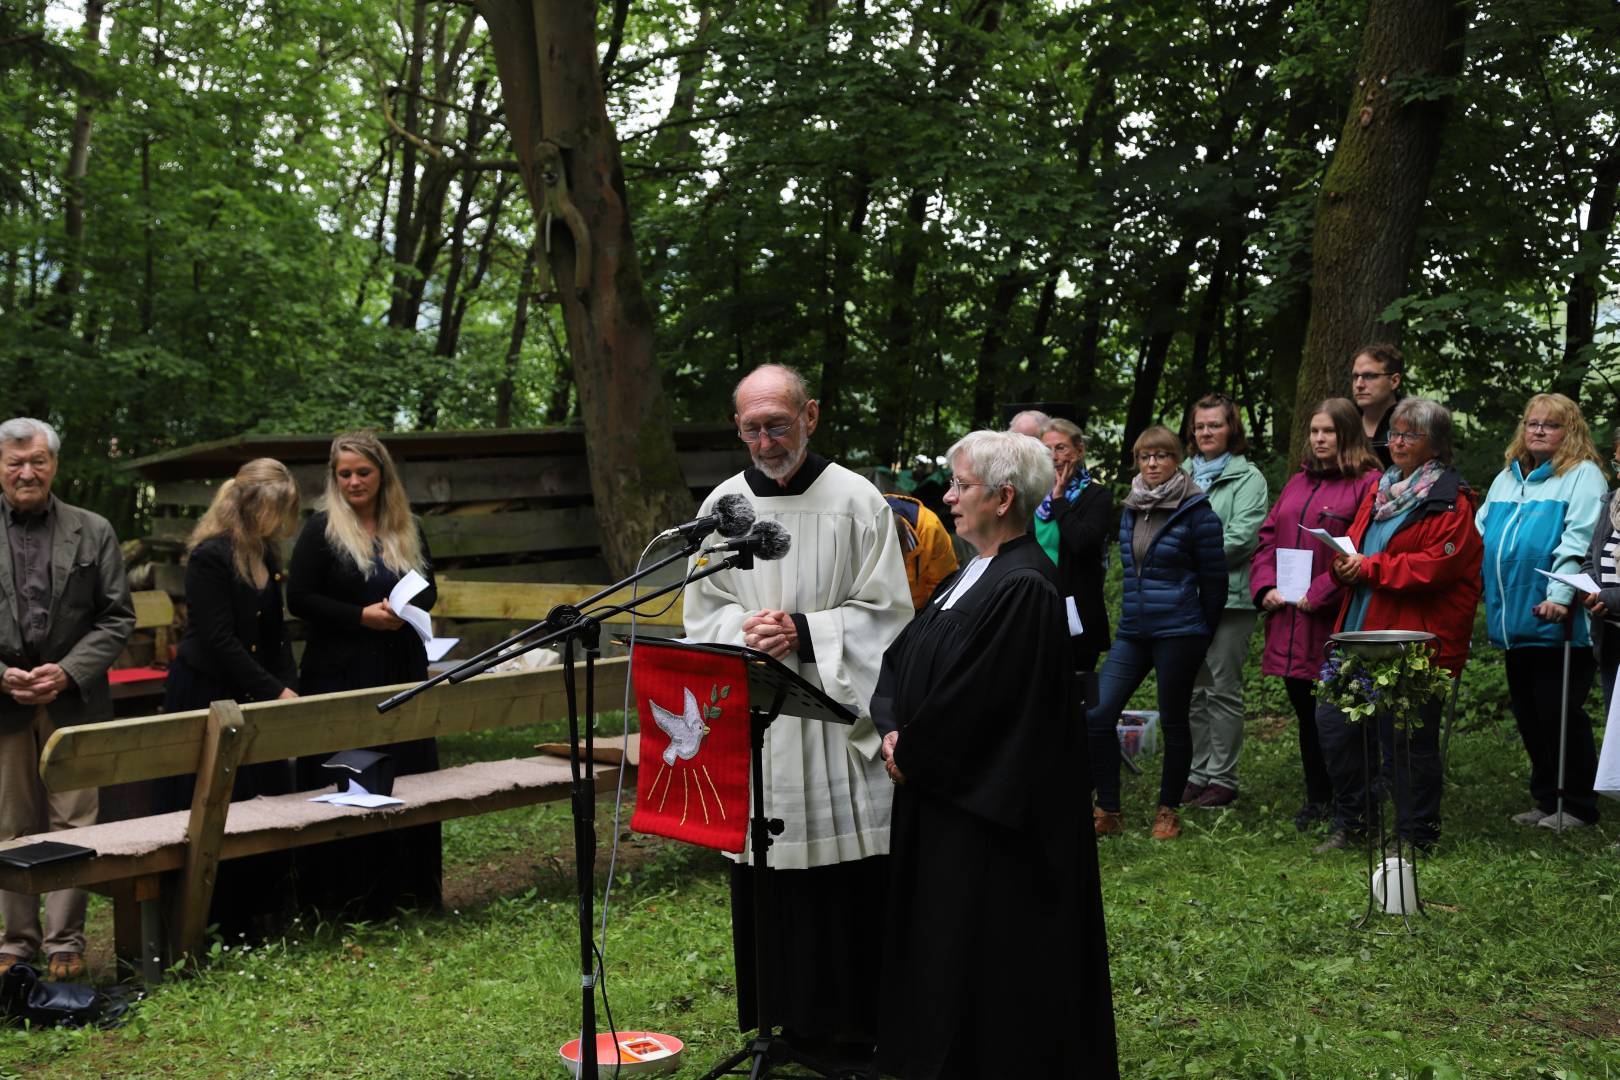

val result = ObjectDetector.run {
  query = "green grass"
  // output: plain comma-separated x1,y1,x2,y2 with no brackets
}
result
4,657,1620,1078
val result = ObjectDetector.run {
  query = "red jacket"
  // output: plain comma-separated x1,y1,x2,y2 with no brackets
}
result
1332,466,1483,675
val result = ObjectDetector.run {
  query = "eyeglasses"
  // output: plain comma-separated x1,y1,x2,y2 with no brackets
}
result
737,404,805,444
1388,429,1427,444
1192,423,1227,433
1136,451,1175,463
946,478,994,494
1524,420,1564,434
1351,371,1390,383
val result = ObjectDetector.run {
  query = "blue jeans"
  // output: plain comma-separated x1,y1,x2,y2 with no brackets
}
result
1086,634,1210,812
1315,696,1444,845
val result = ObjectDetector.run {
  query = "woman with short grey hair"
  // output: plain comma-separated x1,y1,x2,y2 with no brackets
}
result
873,427,1117,1076
1387,398,1454,464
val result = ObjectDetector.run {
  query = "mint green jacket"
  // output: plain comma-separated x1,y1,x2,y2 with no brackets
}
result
1183,454,1269,610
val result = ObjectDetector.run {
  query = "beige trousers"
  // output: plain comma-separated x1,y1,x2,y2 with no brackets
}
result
0,706,98,958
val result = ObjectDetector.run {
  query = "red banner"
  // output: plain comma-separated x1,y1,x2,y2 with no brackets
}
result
630,643,750,852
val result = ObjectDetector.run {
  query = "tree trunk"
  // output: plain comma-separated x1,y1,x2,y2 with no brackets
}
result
1117,237,1196,474
477,0,693,576
1556,140,1620,402
971,265,1026,427
1291,0,1468,462
496,241,538,428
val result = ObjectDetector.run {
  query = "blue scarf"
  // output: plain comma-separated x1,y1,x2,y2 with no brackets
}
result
1035,467,1091,522
1190,452,1230,491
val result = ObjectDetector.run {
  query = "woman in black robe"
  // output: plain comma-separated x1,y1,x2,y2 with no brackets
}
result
161,458,301,940
874,429,1118,1079
288,431,442,918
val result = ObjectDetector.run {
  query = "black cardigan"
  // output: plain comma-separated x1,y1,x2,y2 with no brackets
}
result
174,536,296,702
286,511,437,687
1051,481,1114,657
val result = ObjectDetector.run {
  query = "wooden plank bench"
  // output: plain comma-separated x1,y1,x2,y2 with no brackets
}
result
0,658,631,984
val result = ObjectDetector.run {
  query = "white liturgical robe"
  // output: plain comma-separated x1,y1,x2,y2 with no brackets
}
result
683,458,913,868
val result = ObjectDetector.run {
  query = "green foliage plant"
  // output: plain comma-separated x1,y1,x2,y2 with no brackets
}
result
1318,643,1453,727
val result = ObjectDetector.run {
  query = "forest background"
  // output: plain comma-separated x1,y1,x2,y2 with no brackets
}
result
2,0,1617,561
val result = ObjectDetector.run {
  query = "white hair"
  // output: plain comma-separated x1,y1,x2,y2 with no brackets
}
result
948,430,1055,525
1007,409,1050,436
0,418,60,456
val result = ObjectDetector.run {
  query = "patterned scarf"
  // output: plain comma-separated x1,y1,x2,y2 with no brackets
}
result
1035,467,1091,522
1372,458,1443,522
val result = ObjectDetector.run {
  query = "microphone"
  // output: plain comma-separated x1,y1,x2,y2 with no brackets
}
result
658,493,756,542
702,519,792,562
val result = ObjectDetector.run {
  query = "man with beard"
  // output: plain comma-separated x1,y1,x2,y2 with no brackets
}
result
683,364,912,1063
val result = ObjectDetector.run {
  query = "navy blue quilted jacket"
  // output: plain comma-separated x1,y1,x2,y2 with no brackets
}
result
1116,493,1227,639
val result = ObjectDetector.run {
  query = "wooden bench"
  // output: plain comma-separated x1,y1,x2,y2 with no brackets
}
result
433,577,686,628
0,659,632,984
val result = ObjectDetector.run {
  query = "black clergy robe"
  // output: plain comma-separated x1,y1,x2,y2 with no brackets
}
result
872,533,1118,1079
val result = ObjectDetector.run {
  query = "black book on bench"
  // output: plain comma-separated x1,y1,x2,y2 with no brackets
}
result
0,841,95,870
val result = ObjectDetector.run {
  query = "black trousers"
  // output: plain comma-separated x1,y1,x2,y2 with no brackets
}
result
1284,676,1334,808
1086,633,1209,811
1316,696,1444,845
1505,645,1600,822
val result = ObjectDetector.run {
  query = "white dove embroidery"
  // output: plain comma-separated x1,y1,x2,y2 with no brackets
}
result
651,687,710,766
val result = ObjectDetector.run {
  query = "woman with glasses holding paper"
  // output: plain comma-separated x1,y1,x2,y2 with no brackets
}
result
1315,399,1482,853
289,431,443,915
1086,426,1226,840
1249,399,1381,833
161,458,302,938
1477,394,1607,831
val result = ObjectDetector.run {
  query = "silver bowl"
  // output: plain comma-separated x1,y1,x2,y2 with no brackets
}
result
1330,630,1436,658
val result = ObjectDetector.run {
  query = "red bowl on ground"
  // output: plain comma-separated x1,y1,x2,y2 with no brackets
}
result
559,1031,683,1077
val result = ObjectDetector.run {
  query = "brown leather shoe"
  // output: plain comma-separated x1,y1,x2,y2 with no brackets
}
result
1180,782,1206,804
46,952,85,981
0,953,23,975
1151,805,1181,840
1093,806,1123,837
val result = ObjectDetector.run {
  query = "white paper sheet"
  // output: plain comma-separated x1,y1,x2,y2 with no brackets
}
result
309,781,404,809
1597,690,1620,798
1303,527,1357,557
387,568,445,650
1276,548,1313,603
1065,595,1084,637
1534,567,1602,594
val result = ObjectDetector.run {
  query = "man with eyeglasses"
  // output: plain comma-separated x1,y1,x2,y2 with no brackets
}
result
683,363,912,1062
1350,344,1405,468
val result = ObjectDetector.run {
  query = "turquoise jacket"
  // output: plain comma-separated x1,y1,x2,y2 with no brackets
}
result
1183,454,1269,610
1476,458,1607,649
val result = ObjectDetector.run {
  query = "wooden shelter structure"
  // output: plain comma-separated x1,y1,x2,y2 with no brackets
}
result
124,424,747,597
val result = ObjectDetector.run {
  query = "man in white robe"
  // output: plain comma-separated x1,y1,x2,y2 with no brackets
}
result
684,363,912,1053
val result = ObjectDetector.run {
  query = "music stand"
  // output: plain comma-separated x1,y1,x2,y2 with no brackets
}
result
630,639,860,1080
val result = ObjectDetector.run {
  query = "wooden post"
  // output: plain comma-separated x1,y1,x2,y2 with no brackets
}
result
172,700,252,962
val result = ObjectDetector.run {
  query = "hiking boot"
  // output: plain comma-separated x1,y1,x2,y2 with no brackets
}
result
1293,802,1329,831
1192,783,1238,809
1151,806,1181,840
46,952,84,981
1313,829,1358,854
1537,810,1595,831
1180,782,1206,804
1093,807,1123,837
1511,807,1549,826
0,954,23,976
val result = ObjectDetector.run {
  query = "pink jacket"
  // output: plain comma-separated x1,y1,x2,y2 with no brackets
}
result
1249,464,1381,680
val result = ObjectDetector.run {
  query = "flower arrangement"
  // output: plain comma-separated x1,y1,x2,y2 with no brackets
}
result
1318,643,1452,727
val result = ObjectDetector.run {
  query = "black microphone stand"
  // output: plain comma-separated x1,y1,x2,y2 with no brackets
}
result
377,540,759,1079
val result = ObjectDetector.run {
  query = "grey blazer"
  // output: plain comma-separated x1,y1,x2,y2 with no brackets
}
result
0,497,135,730
1580,489,1620,664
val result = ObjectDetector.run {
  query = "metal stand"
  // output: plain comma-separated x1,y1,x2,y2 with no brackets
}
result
1551,616,1575,831
1352,711,1427,933
699,691,849,1080
379,546,754,1079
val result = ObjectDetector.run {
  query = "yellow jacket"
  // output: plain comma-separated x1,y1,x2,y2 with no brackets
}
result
884,494,959,610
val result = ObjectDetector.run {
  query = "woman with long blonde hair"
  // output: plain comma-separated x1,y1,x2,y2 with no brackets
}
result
163,457,301,938
288,431,442,915
1477,392,1609,830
